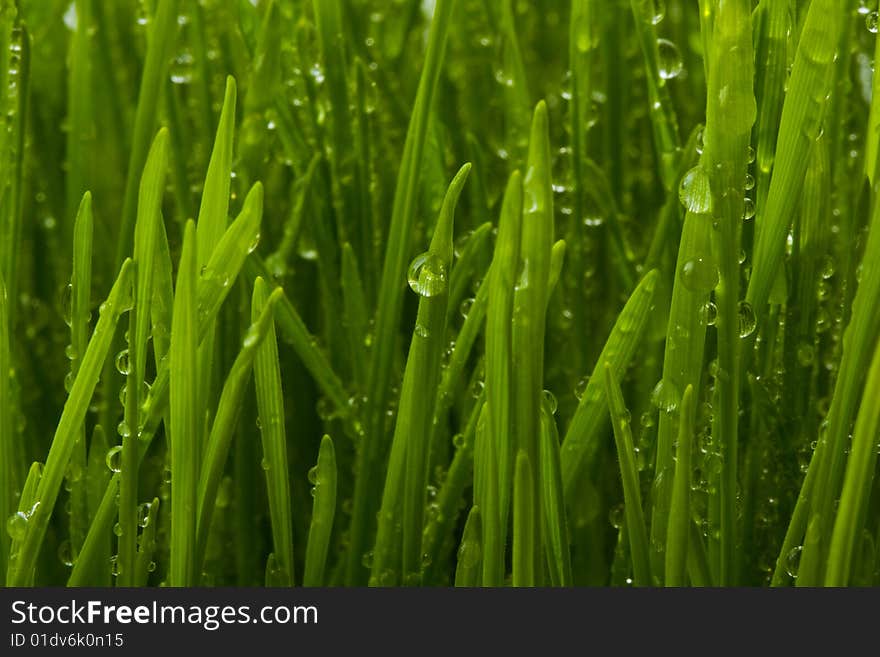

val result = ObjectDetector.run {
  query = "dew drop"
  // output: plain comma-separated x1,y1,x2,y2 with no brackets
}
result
650,379,681,414
868,11,879,33
137,502,152,528
742,197,756,221
6,511,27,540
699,301,718,326
307,465,319,485
115,349,131,375
106,445,123,473
679,166,712,214
657,39,683,80
407,252,448,298
680,256,719,294
58,539,75,567
737,301,757,338
542,389,558,415
785,545,803,578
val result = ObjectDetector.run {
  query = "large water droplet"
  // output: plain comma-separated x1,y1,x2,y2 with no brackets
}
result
6,511,27,541
106,445,123,473
679,166,712,214
115,349,130,375
657,39,683,80
737,301,757,338
868,11,879,33
650,379,681,414
407,252,448,298
679,256,719,294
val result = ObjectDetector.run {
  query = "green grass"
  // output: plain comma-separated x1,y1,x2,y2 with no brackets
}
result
1,0,879,587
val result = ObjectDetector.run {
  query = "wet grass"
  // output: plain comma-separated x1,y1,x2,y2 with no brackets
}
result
0,0,879,587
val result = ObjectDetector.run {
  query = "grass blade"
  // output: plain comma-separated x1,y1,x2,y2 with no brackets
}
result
303,435,337,587
252,276,295,586
560,269,659,496
746,0,844,317
115,0,179,268
0,271,11,582
665,384,694,587
825,338,880,585
512,449,535,587
539,395,572,586
195,285,283,577
603,363,651,587
349,0,458,585
454,506,482,587
485,170,522,552
169,221,198,587
7,259,134,586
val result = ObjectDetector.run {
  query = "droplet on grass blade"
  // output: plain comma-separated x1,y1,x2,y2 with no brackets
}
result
6,511,28,540
657,39,683,80
679,256,719,294
737,301,757,338
106,446,122,473
679,166,712,214
407,252,448,297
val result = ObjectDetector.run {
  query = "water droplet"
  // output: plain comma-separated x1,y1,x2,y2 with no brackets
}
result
362,551,374,569
260,457,270,471
106,446,122,473
679,166,712,214
651,379,681,414
452,433,466,449
407,252,448,298
657,39,683,80
307,465,319,485
137,502,152,528
742,197,756,221
459,297,474,319
609,504,624,529
785,545,803,578
737,301,757,338
868,11,879,33
744,173,755,191
115,349,131,375
6,511,27,541
414,323,430,338
747,146,756,163
58,539,75,567
542,389,558,414
113,522,123,537
110,554,121,577
797,343,815,367
575,376,589,401
680,256,719,294
699,301,718,326
651,0,666,24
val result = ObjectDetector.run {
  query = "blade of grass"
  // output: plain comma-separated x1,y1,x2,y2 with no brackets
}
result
485,170,522,555
371,164,469,587
825,337,880,585
0,271,10,582
134,497,160,586
512,102,554,583
603,363,651,586
512,449,535,587
703,0,755,586
560,269,659,497
6,462,42,586
665,384,694,587
121,127,169,586
454,506,482,587
473,401,502,586
252,276,295,586
303,435,337,587
539,395,572,586
7,259,134,586
115,0,179,268
67,192,93,556
349,0,458,585
169,221,198,587
746,0,843,318
194,285,284,577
